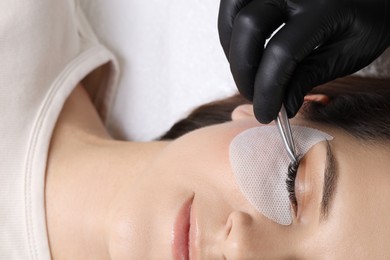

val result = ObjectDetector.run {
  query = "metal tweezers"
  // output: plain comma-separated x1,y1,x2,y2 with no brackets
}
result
275,105,298,163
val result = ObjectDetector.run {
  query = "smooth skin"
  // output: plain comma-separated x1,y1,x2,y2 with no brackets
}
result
46,84,390,259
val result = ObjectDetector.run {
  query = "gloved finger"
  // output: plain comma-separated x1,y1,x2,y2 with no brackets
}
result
284,37,378,117
253,14,326,123
218,0,253,59
229,0,285,100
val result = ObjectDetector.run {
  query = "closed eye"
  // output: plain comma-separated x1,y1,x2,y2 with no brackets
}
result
286,160,300,216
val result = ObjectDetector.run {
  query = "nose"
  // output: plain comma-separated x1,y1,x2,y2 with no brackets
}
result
221,210,291,259
222,211,258,260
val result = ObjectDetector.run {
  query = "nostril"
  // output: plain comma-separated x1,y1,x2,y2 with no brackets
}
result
223,211,254,259
224,216,233,239
227,211,253,229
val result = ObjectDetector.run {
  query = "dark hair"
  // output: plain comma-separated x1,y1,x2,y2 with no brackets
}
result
159,95,250,140
303,76,390,141
159,76,390,142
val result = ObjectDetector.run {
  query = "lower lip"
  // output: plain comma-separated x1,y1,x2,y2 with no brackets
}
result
172,196,194,260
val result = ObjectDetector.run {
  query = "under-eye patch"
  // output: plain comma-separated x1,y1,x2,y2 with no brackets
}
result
229,126,333,225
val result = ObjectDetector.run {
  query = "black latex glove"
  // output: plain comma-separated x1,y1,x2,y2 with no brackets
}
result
218,0,390,123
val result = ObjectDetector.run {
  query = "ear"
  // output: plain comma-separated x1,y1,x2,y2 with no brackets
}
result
231,104,254,121
304,94,330,105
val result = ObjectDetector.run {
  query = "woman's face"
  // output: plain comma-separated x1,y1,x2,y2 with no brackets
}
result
106,105,390,259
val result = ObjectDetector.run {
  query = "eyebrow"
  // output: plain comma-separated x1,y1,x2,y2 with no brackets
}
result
320,141,338,220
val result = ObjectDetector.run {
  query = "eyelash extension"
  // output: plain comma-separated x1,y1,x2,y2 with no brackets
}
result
286,159,301,213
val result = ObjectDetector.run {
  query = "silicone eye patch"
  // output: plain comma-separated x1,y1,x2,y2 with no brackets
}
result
229,125,333,225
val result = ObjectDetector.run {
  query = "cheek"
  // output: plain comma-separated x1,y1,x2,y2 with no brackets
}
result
161,131,235,191
149,123,251,204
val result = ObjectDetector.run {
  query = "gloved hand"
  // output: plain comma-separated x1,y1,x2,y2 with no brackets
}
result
218,0,390,123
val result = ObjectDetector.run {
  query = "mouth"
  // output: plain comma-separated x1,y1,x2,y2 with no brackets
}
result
172,195,195,260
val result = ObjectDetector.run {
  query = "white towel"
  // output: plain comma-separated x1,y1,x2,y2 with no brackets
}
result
80,0,390,141
80,0,237,141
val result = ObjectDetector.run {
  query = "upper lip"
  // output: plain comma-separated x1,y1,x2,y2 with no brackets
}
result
172,195,196,260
